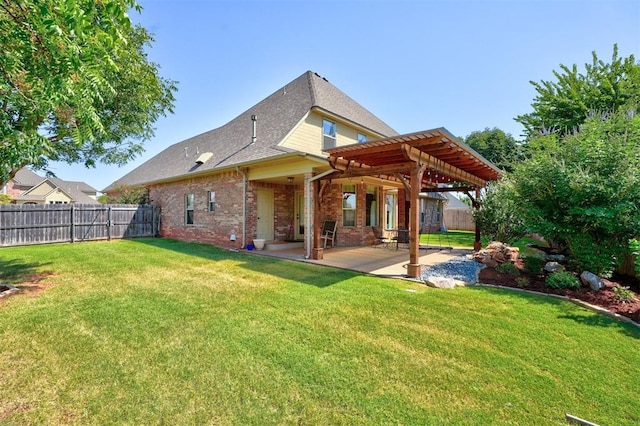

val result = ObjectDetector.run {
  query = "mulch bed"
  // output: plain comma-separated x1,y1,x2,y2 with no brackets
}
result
478,263,640,324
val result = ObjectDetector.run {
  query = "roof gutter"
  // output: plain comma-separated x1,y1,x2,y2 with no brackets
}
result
304,169,336,259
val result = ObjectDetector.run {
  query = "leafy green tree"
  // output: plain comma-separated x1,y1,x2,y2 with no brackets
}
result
463,127,520,172
472,177,527,245
515,44,640,138
103,184,149,204
0,0,177,187
0,193,12,204
514,110,640,276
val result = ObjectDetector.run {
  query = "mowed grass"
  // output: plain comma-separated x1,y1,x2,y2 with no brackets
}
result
0,239,638,425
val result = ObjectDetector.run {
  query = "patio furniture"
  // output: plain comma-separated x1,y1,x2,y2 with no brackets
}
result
320,220,337,248
371,227,390,248
392,228,410,250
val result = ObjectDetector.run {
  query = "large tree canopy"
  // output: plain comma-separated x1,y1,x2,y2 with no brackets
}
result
515,44,640,139
0,0,176,186
463,127,520,172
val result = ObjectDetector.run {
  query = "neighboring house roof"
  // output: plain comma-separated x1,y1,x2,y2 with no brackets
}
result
105,71,398,190
12,168,43,187
10,168,99,204
421,192,447,201
443,193,470,210
48,178,99,204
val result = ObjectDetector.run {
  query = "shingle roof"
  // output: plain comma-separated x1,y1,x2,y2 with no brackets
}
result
48,178,99,204
105,71,398,190
12,168,43,186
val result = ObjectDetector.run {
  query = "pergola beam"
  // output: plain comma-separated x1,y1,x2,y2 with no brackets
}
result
401,144,487,187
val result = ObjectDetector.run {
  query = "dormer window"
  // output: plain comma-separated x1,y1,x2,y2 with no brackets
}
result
322,119,336,149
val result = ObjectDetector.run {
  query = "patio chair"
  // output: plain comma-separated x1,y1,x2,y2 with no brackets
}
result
320,220,337,248
371,227,390,248
393,228,410,250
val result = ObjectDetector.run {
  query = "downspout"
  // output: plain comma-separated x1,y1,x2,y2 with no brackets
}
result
304,169,336,259
236,166,247,248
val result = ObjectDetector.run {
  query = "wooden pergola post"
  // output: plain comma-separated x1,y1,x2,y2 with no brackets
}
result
406,164,426,278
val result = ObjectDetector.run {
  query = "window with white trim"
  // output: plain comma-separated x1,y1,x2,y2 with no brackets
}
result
323,119,337,149
185,194,195,224
365,186,378,227
208,191,216,212
342,184,356,227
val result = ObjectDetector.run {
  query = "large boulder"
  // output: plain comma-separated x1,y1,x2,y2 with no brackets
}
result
580,271,604,291
424,276,458,289
544,261,565,273
473,241,519,268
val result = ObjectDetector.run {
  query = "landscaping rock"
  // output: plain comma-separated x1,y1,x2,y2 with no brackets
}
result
473,241,519,267
544,261,565,272
424,276,457,289
580,271,604,291
546,254,566,262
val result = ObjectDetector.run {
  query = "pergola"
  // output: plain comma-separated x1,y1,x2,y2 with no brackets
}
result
312,127,502,279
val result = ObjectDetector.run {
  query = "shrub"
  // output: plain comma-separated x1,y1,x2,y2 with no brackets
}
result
612,286,638,303
516,277,529,287
473,177,527,245
546,271,581,289
0,194,12,204
496,262,519,275
523,255,546,275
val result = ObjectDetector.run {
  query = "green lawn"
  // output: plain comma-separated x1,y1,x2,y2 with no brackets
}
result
1,239,638,425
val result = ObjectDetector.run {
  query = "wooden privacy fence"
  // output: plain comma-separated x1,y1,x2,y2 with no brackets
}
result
0,204,159,247
444,209,475,231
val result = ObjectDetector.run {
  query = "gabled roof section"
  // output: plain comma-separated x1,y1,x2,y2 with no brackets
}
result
105,71,397,190
48,178,99,203
12,168,43,186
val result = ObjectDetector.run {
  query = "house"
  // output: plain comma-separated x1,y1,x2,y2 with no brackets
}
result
3,168,99,204
106,71,501,277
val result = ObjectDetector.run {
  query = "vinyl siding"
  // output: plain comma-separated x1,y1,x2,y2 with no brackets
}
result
280,111,376,156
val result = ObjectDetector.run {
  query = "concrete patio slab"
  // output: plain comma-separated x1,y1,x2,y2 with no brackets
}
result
247,245,472,280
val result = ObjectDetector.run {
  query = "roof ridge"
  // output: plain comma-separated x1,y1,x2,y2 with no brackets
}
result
306,70,317,106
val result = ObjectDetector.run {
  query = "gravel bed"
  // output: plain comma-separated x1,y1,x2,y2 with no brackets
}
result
420,255,485,285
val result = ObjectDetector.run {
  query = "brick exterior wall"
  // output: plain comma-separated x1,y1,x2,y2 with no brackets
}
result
148,171,246,248
321,182,382,247
148,171,303,249
147,172,442,250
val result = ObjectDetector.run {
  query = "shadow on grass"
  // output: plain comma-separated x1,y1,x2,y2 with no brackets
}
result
131,237,357,288
0,258,51,285
467,286,640,339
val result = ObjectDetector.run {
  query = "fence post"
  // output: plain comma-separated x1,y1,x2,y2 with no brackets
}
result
107,205,112,241
70,204,75,243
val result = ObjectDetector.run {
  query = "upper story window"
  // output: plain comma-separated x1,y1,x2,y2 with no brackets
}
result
323,119,336,149
185,193,195,225
357,133,368,143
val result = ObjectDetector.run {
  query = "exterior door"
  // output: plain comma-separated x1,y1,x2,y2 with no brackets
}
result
294,190,305,240
256,188,274,240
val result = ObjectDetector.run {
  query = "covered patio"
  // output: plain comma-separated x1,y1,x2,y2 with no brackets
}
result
253,244,473,279
310,128,501,279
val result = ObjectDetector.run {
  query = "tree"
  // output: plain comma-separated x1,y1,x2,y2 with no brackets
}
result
101,183,149,204
513,110,640,276
0,0,176,187
463,127,520,172
472,177,527,245
515,44,640,139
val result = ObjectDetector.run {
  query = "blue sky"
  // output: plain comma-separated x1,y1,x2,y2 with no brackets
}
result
49,0,639,191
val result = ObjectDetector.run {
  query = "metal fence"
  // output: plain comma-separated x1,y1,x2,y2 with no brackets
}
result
0,204,159,247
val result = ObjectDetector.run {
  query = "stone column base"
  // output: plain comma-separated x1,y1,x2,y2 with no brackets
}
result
406,263,421,279
312,248,324,260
